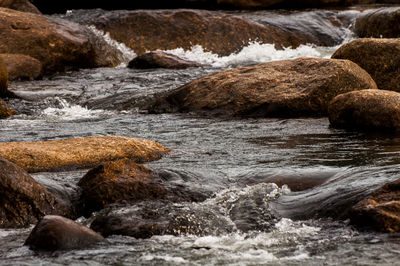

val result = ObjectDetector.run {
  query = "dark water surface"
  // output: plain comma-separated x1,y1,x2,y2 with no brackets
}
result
1,7,400,265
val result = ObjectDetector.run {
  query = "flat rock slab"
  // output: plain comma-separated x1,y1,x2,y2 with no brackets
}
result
0,136,170,172
332,38,400,92
329,89,400,131
151,57,377,118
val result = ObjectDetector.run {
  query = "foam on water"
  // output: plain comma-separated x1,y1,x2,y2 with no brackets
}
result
162,42,340,68
40,97,110,121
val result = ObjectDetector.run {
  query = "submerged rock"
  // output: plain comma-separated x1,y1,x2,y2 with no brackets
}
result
354,7,400,38
0,136,170,172
0,8,121,75
91,184,282,238
24,215,104,251
78,159,208,217
0,157,69,228
128,51,201,69
76,9,322,56
328,90,400,131
0,0,41,14
0,54,42,80
150,58,377,117
332,38,400,92
349,178,400,232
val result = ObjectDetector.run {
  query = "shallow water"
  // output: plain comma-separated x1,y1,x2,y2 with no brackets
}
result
2,6,400,265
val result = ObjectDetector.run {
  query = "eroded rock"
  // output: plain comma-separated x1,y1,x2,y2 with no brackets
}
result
0,136,170,172
328,89,400,131
24,215,104,251
332,38,400,92
151,58,377,117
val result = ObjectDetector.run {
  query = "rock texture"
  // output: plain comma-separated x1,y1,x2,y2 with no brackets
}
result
332,38,400,92
151,58,377,117
355,7,400,38
0,157,69,228
0,54,42,80
76,9,324,56
78,159,208,217
328,89,400,131
0,0,41,14
78,159,168,217
0,8,122,75
0,136,170,172
128,51,201,69
24,215,104,251
349,178,400,232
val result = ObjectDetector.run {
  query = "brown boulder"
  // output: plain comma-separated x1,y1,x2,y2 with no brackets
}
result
328,89,400,131
151,58,377,117
0,157,69,228
78,159,168,217
128,51,201,69
332,38,400,92
0,56,16,98
0,136,170,172
0,8,122,75
24,215,104,251
354,7,400,38
83,9,321,56
0,54,42,80
0,0,41,14
78,159,209,217
349,178,400,232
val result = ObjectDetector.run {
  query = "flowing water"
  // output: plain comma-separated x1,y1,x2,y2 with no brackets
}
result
2,6,400,265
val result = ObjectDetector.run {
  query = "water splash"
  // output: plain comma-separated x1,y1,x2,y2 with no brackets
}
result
162,42,341,68
40,97,110,121
87,25,136,65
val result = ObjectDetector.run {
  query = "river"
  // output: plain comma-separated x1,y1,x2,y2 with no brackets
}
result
1,6,400,265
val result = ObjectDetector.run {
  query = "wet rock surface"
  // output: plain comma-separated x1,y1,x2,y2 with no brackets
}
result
0,157,69,228
128,51,201,69
24,215,105,251
328,89,400,131
0,98,14,118
332,38,400,92
0,136,170,172
354,7,400,38
78,159,209,217
349,178,400,232
0,8,121,75
150,58,377,118
0,54,42,80
0,56,17,98
64,9,327,56
90,183,283,238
